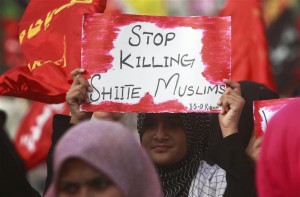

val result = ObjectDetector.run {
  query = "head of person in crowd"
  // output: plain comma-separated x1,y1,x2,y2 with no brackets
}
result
257,99,300,197
137,112,211,196
45,119,162,197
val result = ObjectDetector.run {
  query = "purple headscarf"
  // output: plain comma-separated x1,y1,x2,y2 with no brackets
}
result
45,119,162,197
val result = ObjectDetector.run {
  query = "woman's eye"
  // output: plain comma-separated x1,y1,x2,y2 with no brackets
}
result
89,177,113,191
168,122,177,128
58,183,79,195
142,120,156,131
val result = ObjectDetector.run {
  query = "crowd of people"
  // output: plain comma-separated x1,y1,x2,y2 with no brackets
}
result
0,1,300,196
1,67,299,197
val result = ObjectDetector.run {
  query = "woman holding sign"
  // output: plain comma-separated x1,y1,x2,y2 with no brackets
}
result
46,68,255,197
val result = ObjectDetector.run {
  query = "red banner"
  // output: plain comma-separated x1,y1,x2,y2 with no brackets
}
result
0,0,106,103
219,0,277,92
1,18,26,69
14,102,69,170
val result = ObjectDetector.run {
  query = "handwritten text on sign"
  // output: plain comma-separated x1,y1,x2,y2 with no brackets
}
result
81,14,231,112
253,97,300,137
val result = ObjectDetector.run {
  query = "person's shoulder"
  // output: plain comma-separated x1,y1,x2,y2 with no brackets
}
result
189,161,227,196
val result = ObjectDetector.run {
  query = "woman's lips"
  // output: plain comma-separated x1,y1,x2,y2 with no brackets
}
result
151,144,171,152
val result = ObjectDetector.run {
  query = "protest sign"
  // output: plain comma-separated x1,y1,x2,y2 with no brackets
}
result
81,14,231,112
254,97,300,137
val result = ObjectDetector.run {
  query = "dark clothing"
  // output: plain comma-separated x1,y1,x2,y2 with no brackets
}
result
238,81,279,149
44,114,73,194
208,112,256,197
206,131,256,197
0,110,40,197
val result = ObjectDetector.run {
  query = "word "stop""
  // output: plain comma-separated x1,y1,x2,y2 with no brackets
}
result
129,25,176,47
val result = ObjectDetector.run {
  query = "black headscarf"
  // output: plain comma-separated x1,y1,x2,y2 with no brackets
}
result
137,113,210,197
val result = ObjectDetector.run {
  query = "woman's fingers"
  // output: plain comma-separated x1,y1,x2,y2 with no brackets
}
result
71,68,85,79
223,79,241,95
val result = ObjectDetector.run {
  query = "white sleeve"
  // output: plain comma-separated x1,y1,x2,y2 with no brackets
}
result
188,160,227,197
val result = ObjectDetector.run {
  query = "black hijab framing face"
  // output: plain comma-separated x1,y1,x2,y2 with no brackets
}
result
138,113,210,197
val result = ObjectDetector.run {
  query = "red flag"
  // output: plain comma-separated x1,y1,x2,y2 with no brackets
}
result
1,18,26,69
219,0,277,92
14,102,69,170
0,0,107,103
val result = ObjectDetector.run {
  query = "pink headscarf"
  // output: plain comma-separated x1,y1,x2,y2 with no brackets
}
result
257,99,300,197
45,119,162,197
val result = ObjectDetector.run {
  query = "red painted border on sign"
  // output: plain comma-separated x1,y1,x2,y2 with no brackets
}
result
254,98,298,137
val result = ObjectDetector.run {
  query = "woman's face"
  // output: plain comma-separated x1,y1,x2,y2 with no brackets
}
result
57,158,124,197
141,113,187,166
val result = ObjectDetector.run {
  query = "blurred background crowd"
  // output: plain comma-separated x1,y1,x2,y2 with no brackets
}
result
0,0,300,195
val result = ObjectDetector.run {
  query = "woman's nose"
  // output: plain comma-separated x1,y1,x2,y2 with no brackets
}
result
78,187,91,197
154,122,168,140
